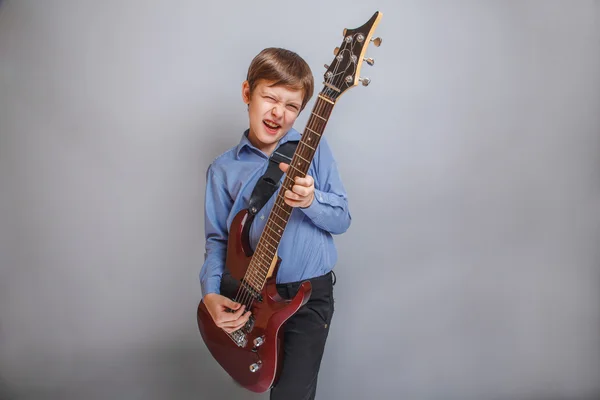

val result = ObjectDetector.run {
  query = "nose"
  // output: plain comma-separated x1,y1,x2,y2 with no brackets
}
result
271,105,283,118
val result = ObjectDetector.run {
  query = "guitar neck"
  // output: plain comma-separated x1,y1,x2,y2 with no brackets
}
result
243,93,336,292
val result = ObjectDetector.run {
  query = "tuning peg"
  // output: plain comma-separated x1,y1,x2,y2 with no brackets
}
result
364,57,375,66
324,64,329,69
359,77,371,86
371,37,382,47
333,47,340,56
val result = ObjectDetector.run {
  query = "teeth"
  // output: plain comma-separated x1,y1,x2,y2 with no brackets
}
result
264,120,279,129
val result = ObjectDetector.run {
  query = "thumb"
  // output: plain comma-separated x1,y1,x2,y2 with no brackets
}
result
279,162,289,173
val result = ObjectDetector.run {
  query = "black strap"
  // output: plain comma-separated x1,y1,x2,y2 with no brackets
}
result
248,140,298,215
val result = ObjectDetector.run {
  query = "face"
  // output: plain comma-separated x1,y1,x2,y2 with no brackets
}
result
242,79,304,156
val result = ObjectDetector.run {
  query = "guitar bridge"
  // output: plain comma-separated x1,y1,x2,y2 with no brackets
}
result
228,315,255,348
230,329,247,348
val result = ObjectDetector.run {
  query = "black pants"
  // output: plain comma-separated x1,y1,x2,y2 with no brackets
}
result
269,271,335,400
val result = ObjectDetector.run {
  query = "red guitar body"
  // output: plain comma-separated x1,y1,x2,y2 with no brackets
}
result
196,209,312,393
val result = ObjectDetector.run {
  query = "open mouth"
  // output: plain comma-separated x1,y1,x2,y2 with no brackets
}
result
263,119,281,134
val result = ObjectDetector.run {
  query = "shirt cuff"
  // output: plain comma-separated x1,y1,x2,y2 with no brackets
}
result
201,277,221,298
301,189,327,224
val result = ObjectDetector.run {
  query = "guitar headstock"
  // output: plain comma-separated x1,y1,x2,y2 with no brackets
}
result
322,11,383,101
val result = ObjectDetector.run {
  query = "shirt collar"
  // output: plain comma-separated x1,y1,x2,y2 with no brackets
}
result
235,128,302,160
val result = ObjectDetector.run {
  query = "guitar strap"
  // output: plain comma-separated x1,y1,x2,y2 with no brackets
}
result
247,140,299,216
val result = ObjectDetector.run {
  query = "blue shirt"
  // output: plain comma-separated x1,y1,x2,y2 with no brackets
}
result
199,127,351,297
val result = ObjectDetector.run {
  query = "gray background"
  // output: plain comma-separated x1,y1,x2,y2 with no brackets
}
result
1,0,599,399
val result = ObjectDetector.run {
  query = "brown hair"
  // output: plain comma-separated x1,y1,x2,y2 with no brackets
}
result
246,47,314,111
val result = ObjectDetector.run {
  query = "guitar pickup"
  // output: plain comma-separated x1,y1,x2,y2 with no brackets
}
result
230,329,247,348
240,279,263,302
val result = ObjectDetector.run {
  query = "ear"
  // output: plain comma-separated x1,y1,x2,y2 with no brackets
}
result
241,81,251,104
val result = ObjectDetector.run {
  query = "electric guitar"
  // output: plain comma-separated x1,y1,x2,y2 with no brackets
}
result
197,11,383,393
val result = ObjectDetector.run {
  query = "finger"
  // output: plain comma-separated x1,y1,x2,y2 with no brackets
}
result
285,189,302,201
279,162,289,173
222,298,241,311
223,320,248,333
218,304,245,323
294,176,314,187
222,321,246,333
221,318,248,331
284,198,304,207
229,304,247,319
220,311,251,331
292,184,311,197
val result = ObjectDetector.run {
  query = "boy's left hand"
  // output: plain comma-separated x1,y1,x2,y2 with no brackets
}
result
279,162,314,208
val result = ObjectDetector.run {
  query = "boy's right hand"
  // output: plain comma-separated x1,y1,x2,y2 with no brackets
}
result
203,293,251,333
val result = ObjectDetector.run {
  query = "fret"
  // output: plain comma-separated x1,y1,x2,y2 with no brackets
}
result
248,262,266,277
305,127,322,137
258,236,277,252
286,163,305,176
250,252,270,268
267,225,282,239
251,251,271,269
256,244,274,260
318,94,335,104
311,112,326,121
259,235,278,252
274,202,291,216
300,141,316,152
271,210,287,224
247,265,266,282
244,270,260,284
268,219,286,233
254,251,272,268
294,153,311,164
261,228,280,245
244,275,262,291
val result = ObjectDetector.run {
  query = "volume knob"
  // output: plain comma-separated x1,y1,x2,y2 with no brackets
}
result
253,336,265,347
249,361,262,373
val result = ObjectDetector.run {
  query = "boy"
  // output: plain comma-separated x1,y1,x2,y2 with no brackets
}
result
200,47,351,400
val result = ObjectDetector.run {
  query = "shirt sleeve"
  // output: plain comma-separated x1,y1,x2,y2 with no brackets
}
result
199,165,232,298
300,137,352,235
